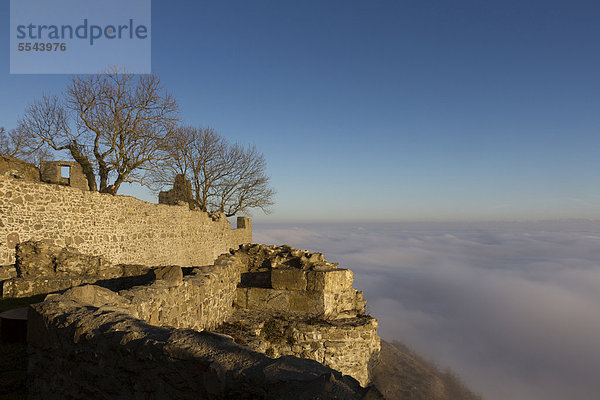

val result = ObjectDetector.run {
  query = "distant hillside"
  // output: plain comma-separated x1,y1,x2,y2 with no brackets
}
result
372,340,483,400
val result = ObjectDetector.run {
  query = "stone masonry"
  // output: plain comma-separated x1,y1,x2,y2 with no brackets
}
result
40,161,89,191
214,244,381,386
0,175,251,267
26,243,381,393
0,156,40,182
218,310,380,387
1,240,153,298
28,296,381,400
158,173,194,208
1,164,382,396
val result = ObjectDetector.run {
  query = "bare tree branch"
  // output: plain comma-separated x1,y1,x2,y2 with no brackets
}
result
155,126,275,216
17,68,179,193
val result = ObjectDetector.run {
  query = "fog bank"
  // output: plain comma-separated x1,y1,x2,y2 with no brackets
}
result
254,221,600,400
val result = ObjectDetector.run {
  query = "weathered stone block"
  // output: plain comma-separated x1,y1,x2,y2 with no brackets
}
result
55,250,113,277
288,290,322,314
271,268,307,290
322,290,365,318
244,287,324,315
14,241,57,278
246,288,289,311
6,232,20,251
0,265,17,280
60,284,128,308
1,277,87,298
13,241,119,280
307,269,354,292
153,265,183,284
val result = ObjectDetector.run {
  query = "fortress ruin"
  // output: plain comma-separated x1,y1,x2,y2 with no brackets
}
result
0,157,381,399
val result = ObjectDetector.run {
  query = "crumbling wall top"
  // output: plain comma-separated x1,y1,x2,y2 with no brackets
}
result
0,155,39,182
158,173,194,208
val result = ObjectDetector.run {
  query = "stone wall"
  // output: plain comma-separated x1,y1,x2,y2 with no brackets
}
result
23,243,381,393
0,176,251,266
116,262,240,332
285,317,380,387
0,156,39,182
37,255,239,334
1,241,153,298
218,310,380,387
27,296,379,400
40,161,88,191
214,245,381,386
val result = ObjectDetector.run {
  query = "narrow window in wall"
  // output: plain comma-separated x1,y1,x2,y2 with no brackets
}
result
61,165,71,179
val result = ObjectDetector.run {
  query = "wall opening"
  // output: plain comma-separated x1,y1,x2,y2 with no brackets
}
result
60,166,71,179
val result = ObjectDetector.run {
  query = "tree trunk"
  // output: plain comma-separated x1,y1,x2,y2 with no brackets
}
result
112,173,126,194
98,163,109,192
68,146,97,191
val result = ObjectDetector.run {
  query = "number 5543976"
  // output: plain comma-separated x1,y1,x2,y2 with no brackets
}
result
17,42,66,51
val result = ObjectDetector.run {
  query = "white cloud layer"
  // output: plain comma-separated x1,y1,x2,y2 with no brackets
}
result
254,221,600,400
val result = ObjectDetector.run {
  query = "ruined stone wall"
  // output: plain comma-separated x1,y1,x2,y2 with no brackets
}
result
40,161,88,191
2,241,152,298
117,262,240,332
0,156,40,182
31,257,240,334
27,296,376,400
18,240,380,395
214,245,381,386
235,269,366,319
0,176,251,266
285,317,380,387
218,310,380,387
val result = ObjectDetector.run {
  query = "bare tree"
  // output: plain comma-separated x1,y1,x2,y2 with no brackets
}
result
0,126,15,156
156,126,275,216
0,125,50,165
18,68,178,193
210,143,275,216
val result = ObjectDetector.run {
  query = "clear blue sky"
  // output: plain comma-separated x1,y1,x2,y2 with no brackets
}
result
1,1,599,222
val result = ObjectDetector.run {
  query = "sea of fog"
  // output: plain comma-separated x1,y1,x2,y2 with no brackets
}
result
254,220,600,400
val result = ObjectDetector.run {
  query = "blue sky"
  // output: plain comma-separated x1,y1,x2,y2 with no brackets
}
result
1,0,599,222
